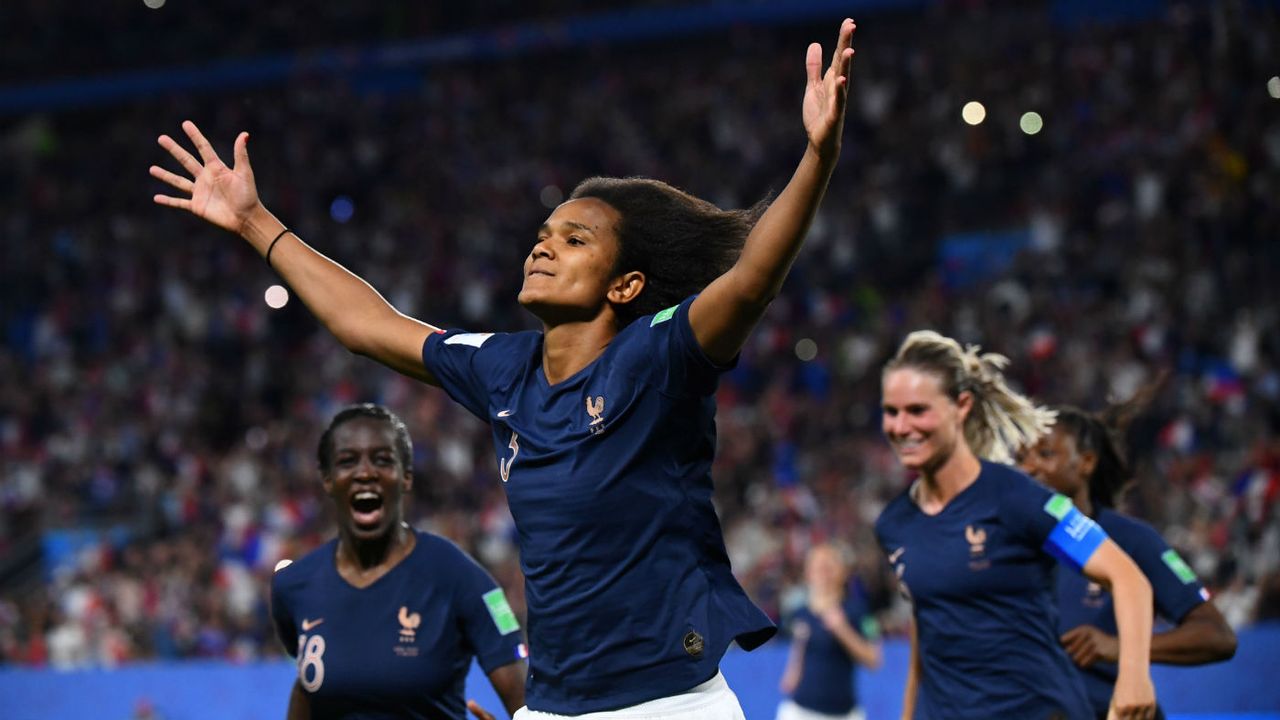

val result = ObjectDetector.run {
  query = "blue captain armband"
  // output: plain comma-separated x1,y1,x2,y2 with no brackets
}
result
1042,494,1108,572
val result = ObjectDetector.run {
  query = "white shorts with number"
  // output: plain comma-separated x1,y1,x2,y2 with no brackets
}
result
514,671,745,720
775,699,866,720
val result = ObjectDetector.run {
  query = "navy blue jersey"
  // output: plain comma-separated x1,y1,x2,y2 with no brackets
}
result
788,595,879,715
875,461,1100,720
421,296,774,714
270,531,525,720
1057,509,1209,715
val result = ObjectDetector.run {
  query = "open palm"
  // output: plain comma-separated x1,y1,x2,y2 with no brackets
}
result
151,121,260,234
802,19,856,159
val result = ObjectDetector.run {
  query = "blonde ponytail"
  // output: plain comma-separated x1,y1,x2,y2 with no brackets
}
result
887,330,1055,464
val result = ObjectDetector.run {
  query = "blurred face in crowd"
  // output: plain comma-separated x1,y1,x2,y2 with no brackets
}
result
1019,426,1095,500
323,417,412,543
881,367,972,474
518,198,636,324
805,544,848,597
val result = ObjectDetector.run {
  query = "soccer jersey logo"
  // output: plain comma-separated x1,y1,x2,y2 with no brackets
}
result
398,606,420,642
966,525,990,571
586,395,606,435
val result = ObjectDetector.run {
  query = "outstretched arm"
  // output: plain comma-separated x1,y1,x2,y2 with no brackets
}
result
152,121,440,384
690,18,856,364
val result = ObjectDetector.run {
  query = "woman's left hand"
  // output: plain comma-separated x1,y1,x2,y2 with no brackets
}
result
802,18,856,160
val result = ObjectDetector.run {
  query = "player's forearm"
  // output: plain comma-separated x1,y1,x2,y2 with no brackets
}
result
239,206,410,356
831,624,882,669
902,621,920,720
727,145,837,306
1150,605,1237,665
286,680,310,720
1109,561,1154,680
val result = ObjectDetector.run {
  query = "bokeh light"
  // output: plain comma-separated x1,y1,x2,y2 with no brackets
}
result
1020,111,1044,135
264,284,289,309
962,101,987,125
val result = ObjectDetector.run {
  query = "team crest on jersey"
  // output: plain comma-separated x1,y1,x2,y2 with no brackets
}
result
966,525,990,570
395,606,421,657
585,394,606,435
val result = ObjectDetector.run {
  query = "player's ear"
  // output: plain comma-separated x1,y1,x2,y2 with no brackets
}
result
321,469,334,495
402,469,413,494
607,270,645,306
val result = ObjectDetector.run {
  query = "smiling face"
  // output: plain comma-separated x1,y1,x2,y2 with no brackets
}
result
518,198,642,325
881,367,972,473
322,417,411,543
1019,425,1094,499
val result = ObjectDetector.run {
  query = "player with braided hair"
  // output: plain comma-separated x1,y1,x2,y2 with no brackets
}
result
873,331,1157,720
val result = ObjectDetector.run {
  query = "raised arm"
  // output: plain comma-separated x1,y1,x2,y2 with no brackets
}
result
1081,540,1156,720
689,18,855,364
152,121,440,384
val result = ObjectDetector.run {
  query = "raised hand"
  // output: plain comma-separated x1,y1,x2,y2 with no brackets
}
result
151,121,261,235
802,18,856,160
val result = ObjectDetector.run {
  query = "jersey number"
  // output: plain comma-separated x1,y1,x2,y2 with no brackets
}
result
499,431,519,483
297,633,326,692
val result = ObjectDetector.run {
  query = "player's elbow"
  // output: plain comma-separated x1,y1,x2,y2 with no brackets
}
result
1209,622,1238,662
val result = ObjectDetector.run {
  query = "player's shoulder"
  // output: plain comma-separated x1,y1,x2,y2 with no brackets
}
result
271,538,338,593
1095,509,1166,551
981,460,1054,506
410,531,490,577
875,485,916,536
432,328,541,354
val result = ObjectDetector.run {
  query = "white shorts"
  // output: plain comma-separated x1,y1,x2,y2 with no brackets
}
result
514,672,745,720
775,699,866,720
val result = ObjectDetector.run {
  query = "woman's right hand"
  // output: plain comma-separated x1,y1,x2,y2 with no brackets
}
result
1108,670,1156,720
152,121,262,236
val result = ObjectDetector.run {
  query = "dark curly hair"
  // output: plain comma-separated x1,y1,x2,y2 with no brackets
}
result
568,177,768,326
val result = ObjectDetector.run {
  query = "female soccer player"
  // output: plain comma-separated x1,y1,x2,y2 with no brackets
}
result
1020,401,1237,720
153,19,857,719
271,404,526,719
776,543,881,720
873,331,1157,720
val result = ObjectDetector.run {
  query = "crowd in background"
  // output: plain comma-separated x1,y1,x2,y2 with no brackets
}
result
1,0,1278,668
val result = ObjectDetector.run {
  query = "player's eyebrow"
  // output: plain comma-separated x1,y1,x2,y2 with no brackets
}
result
539,220,596,236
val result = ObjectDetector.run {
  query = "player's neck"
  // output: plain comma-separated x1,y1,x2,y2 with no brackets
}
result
336,522,416,588
540,318,618,385
916,446,982,514
1073,488,1095,517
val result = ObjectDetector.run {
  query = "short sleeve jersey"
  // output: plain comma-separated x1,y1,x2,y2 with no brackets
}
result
420,296,775,714
874,461,1097,720
1056,508,1209,715
270,532,525,720
788,594,879,715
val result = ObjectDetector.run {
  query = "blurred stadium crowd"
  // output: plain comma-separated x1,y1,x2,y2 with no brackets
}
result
1,0,1278,668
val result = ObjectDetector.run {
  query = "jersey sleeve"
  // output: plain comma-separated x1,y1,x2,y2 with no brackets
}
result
421,329,513,420
270,570,298,657
1003,473,1108,573
1111,519,1207,623
638,295,734,398
453,553,526,674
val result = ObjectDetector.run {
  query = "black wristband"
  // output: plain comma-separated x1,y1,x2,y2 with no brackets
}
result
265,228,290,269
